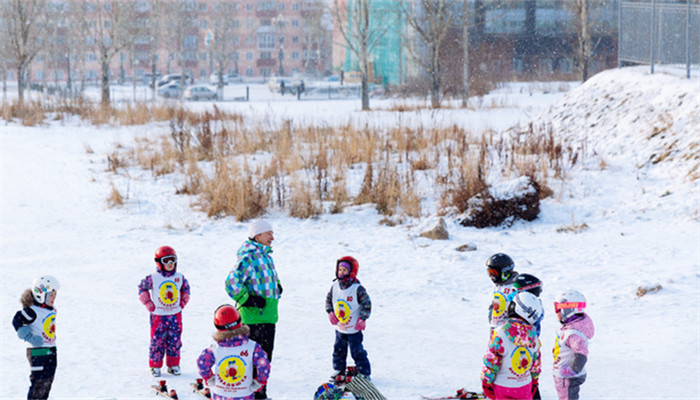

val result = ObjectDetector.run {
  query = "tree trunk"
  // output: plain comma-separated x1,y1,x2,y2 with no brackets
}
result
100,54,111,107
461,0,469,107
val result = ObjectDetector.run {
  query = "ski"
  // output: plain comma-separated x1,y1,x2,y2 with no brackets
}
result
190,378,212,399
344,375,386,400
420,389,484,400
152,380,179,400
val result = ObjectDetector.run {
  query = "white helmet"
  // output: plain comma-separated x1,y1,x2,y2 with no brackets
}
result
507,291,543,325
32,275,60,304
554,289,586,323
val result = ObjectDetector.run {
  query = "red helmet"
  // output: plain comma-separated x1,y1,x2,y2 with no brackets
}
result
336,256,359,279
154,246,177,271
214,305,242,331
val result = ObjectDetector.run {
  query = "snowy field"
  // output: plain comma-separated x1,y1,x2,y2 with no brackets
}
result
1,66,699,399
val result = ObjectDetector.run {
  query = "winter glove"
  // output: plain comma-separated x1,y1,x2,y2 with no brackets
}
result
180,291,190,309
139,291,156,313
481,381,495,400
354,319,366,331
250,379,265,393
278,282,283,296
243,294,266,308
560,366,576,377
17,326,43,347
328,312,339,325
205,376,215,387
531,379,541,399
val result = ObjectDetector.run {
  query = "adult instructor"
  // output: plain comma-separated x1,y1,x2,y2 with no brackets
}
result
225,220,282,399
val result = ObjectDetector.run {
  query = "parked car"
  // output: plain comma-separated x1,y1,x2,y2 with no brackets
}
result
267,76,304,95
209,72,229,86
155,73,192,88
184,85,217,101
227,73,244,83
157,82,182,98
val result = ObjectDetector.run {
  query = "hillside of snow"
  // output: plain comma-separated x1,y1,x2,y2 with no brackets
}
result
1,67,698,400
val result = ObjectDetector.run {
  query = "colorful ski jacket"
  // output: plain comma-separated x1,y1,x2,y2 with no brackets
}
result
138,270,191,314
553,313,594,378
489,274,518,328
12,289,57,348
482,317,541,388
225,239,281,324
197,335,270,400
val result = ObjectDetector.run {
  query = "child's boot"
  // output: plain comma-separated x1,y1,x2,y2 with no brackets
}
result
167,366,181,375
150,367,161,377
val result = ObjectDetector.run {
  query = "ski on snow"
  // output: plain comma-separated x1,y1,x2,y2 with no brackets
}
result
421,389,485,400
151,380,179,400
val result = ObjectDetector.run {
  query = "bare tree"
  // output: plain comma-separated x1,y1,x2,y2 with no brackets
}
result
332,0,392,110
85,0,141,106
1,0,46,105
567,0,606,82
167,1,198,96
302,0,329,75
207,2,240,98
401,0,459,109
142,0,168,100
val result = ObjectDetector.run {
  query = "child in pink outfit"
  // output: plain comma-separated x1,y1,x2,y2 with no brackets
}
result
552,289,595,400
138,246,191,377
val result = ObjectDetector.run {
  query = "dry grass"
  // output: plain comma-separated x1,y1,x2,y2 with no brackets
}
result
5,96,575,221
107,182,125,207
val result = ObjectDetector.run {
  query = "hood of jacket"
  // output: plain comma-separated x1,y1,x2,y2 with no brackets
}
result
502,318,539,348
214,328,251,345
237,239,272,260
562,312,595,340
21,289,34,308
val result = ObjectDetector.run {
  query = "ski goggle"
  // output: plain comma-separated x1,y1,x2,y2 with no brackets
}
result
160,255,177,265
554,301,585,311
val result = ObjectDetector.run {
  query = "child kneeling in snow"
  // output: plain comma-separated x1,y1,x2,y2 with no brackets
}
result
481,291,543,400
552,289,595,400
197,305,270,400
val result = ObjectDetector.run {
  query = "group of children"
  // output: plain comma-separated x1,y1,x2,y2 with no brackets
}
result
12,249,591,400
478,252,595,400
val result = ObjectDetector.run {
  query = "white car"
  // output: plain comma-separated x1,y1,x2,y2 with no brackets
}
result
209,73,229,86
184,85,217,101
157,82,181,98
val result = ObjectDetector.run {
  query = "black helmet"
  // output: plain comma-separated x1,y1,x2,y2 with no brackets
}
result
513,273,543,297
486,253,515,283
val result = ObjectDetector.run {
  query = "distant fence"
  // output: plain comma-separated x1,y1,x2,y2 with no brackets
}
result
619,1,700,78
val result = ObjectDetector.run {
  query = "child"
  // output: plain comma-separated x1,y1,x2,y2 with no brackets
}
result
138,245,191,377
197,304,270,399
508,273,544,336
552,289,595,400
12,275,60,400
481,291,543,400
325,256,372,383
486,253,519,331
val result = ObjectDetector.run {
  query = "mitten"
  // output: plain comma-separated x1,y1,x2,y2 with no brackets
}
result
481,381,495,400
328,312,339,325
560,366,576,377
250,379,265,393
139,291,156,312
17,326,43,347
354,319,366,331
243,294,266,308
180,291,190,308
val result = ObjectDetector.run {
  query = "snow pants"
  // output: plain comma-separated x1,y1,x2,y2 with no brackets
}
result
26,347,57,400
554,375,586,400
249,323,276,400
493,383,532,400
149,313,182,368
333,331,371,377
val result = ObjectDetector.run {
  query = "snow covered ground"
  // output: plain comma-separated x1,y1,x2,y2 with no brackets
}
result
1,66,698,399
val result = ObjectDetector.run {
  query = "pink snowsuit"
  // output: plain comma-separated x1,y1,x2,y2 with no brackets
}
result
553,313,594,400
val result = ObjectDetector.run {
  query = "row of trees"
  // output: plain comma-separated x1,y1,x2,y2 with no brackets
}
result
0,0,330,107
1,0,608,111
334,0,611,110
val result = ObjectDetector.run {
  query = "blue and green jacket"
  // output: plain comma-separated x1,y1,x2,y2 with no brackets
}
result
225,239,281,324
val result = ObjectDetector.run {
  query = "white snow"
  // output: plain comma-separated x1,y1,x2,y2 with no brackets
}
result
1,66,699,399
